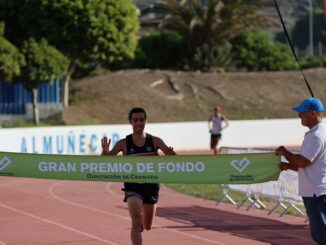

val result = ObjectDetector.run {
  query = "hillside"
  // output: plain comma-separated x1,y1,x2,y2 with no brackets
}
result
63,68,326,125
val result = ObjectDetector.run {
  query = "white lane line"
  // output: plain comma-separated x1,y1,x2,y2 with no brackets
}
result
54,182,226,244
109,183,310,242
106,183,123,198
3,180,310,243
162,228,226,245
105,185,225,244
49,181,130,221
0,202,118,245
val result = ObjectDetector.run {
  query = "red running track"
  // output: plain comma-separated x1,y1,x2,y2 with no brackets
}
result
0,177,312,245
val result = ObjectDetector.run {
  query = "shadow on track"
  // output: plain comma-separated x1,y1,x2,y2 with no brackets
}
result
156,205,313,245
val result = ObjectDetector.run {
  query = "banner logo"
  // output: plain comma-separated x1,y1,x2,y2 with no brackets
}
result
0,156,12,172
230,157,250,172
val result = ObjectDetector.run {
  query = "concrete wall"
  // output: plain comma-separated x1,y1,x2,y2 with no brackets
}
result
25,103,63,121
0,103,63,126
0,118,308,154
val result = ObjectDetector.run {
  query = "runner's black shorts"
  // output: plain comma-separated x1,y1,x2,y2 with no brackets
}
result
210,133,222,148
122,183,160,205
211,133,222,139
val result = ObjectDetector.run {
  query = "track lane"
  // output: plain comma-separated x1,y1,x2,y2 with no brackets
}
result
0,176,313,245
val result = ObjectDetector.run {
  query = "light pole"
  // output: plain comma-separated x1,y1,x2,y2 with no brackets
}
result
308,0,313,55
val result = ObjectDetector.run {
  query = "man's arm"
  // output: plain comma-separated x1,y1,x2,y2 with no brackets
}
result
153,137,176,155
275,146,311,170
279,162,299,171
101,137,125,155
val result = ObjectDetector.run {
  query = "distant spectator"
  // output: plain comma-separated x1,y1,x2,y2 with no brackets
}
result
208,104,229,154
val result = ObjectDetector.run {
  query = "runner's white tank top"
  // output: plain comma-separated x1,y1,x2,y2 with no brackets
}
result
211,115,222,134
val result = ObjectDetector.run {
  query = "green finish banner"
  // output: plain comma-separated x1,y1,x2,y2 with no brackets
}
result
0,152,281,184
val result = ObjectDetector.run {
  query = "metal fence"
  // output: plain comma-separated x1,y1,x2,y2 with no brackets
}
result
295,42,326,58
0,80,61,114
218,147,305,217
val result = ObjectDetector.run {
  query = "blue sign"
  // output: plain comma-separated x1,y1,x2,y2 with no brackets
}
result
20,132,120,154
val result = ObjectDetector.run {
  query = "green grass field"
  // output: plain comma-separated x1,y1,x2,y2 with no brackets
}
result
166,183,306,216
166,184,245,203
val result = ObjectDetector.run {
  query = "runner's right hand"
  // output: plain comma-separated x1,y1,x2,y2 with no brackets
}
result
101,136,111,154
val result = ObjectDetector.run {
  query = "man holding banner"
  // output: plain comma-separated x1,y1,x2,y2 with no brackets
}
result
275,98,326,245
101,107,176,245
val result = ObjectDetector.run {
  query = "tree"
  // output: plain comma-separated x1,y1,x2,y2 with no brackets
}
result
276,8,326,52
0,22,25,81
18,38,68,124
143,0,271,70
232,30,298,71
134,29,189,69
0,0,139,107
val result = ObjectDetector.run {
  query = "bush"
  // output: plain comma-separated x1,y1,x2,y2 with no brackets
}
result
191,42,236,72
232,30,298,71
133,29,189,69
301,55,326,69
276,8,326,51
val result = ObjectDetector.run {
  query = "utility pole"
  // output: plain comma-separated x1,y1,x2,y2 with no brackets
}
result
308,0,313,55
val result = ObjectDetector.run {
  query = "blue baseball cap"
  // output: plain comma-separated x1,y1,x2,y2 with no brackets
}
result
293,97,324,113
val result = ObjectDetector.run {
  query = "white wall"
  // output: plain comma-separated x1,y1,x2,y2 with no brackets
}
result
0,118,308,154
221,118,307,148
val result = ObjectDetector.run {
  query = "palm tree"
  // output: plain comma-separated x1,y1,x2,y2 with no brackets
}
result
143,0,271,70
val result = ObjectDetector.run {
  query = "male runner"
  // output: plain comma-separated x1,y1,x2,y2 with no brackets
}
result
101,107,176,245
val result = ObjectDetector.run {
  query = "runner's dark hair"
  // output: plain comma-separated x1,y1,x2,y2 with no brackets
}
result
128,107,147,121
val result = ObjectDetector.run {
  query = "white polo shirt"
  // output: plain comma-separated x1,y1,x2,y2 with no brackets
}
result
299,122,326,197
